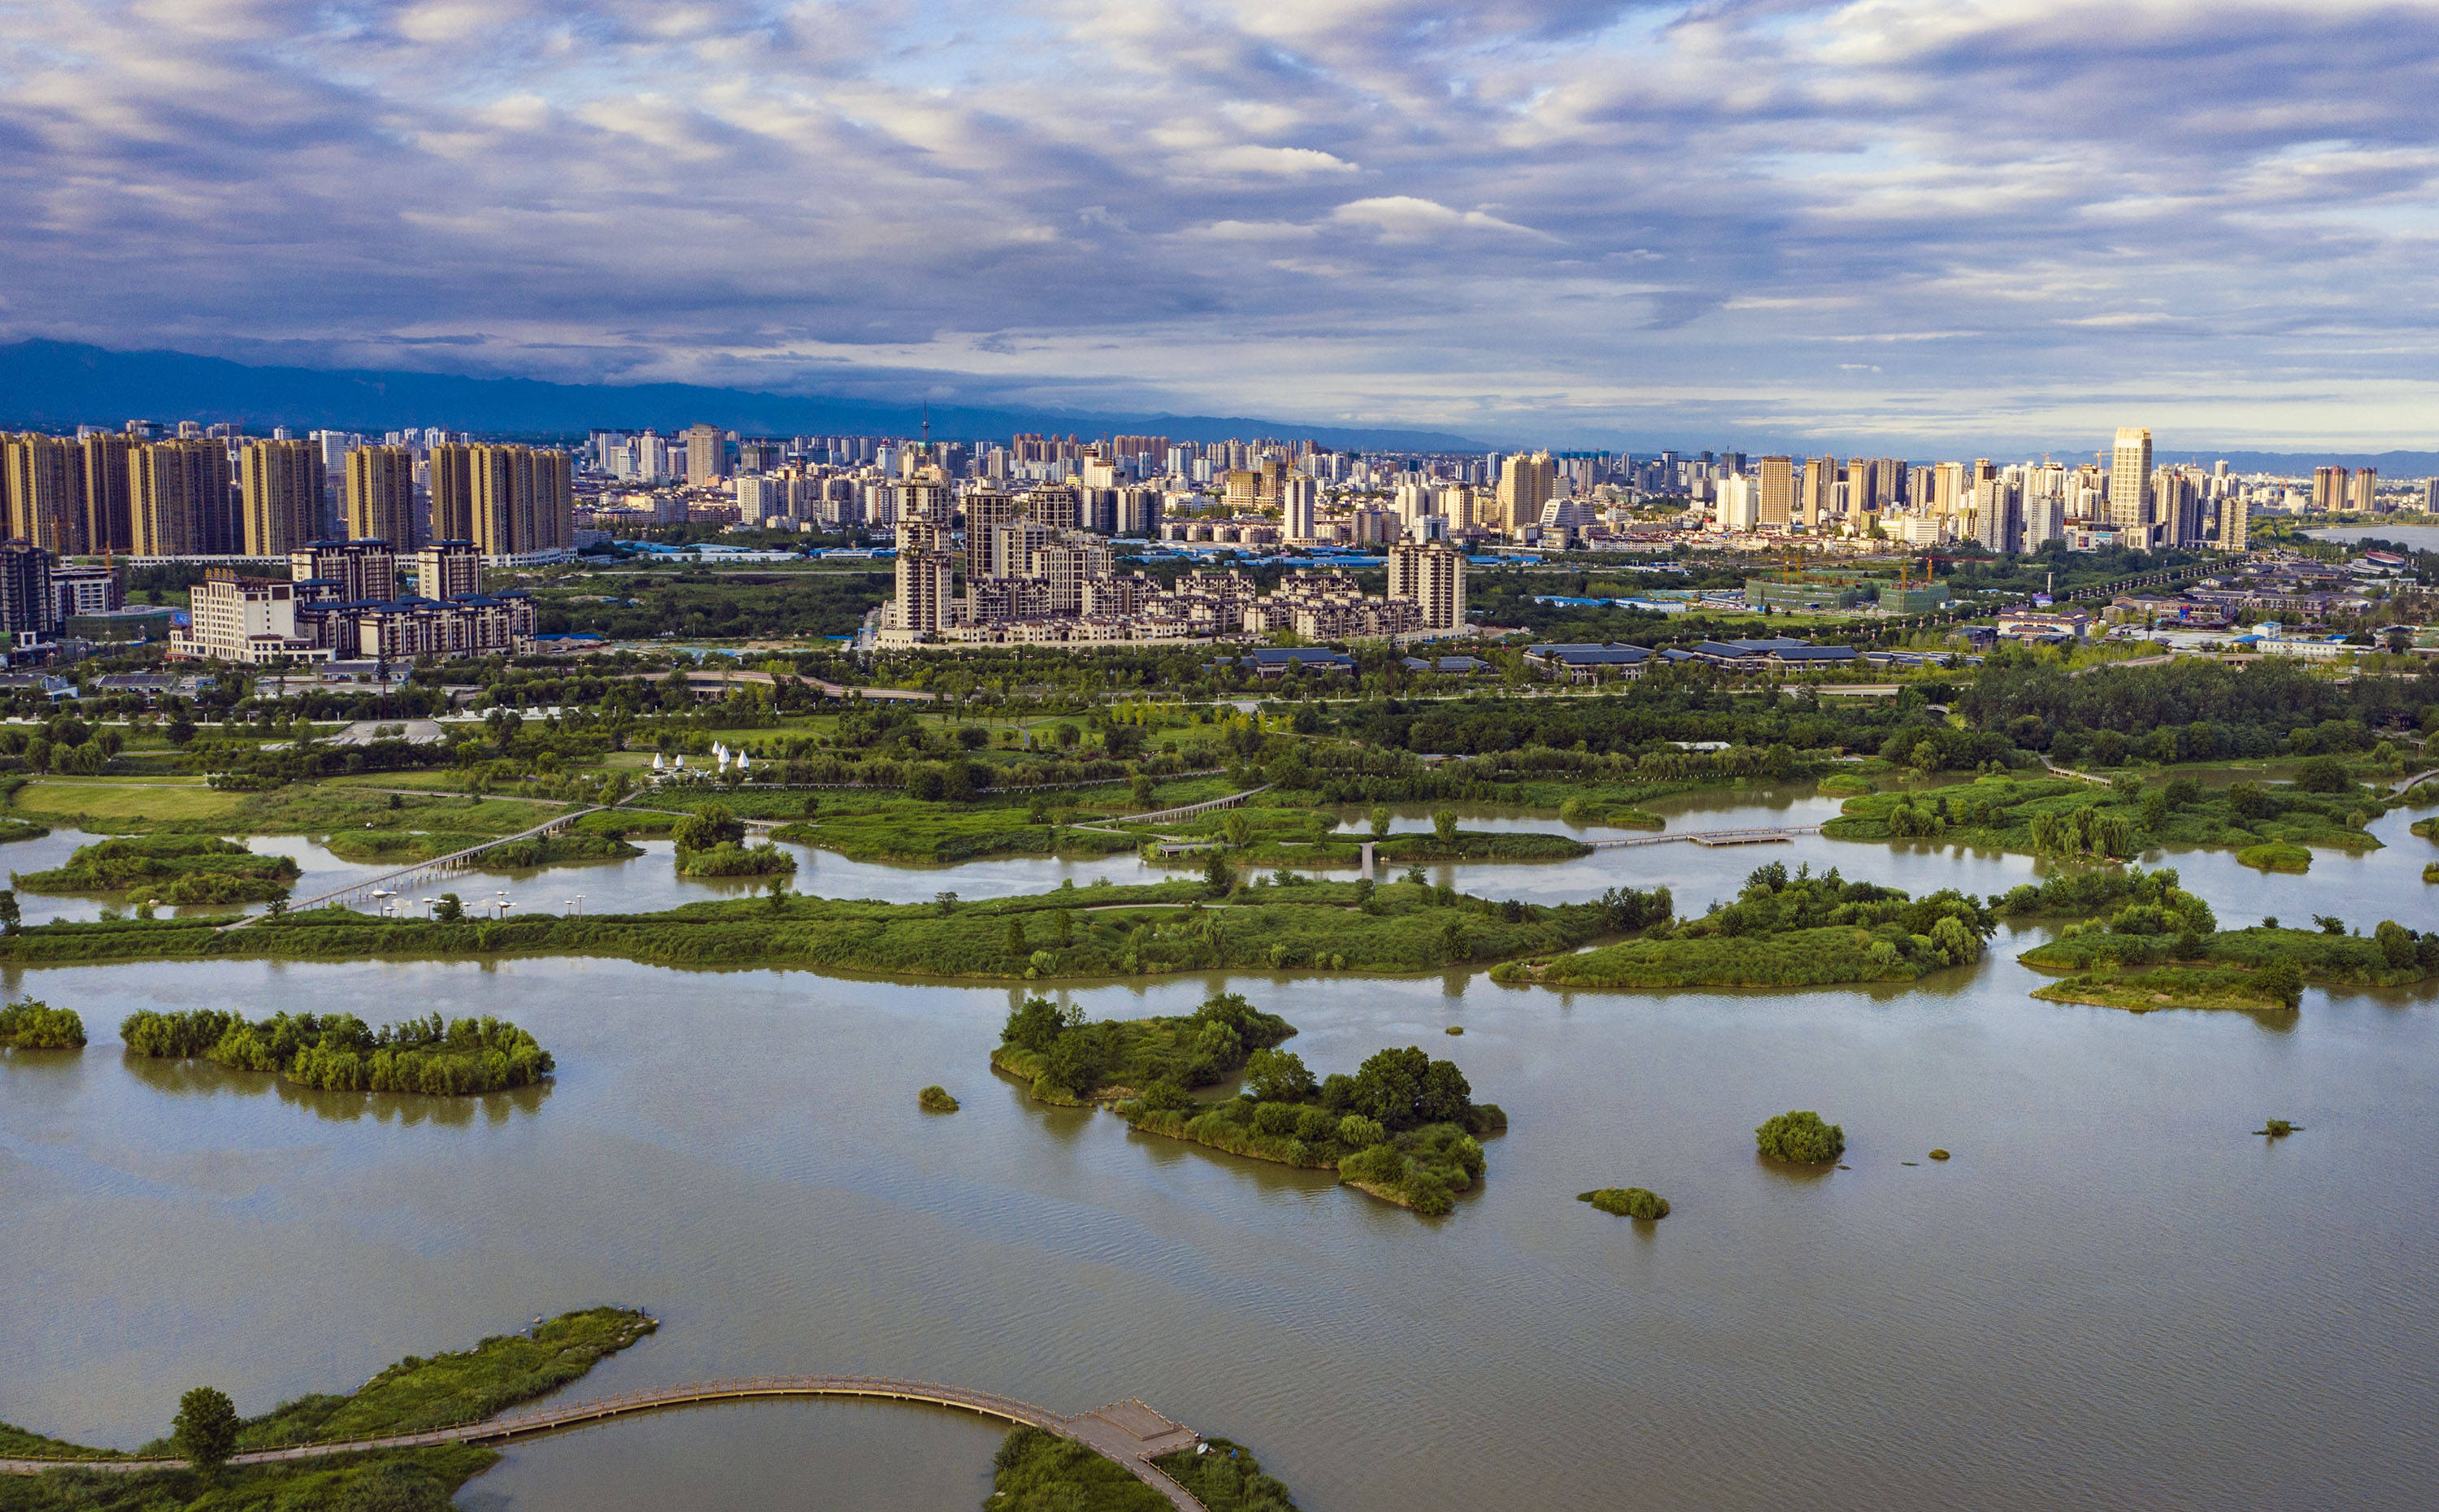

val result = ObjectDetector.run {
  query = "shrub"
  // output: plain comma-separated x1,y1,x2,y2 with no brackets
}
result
2293,756,2350,793
1336,1114,1385,1149
0,996,84,1049
917,1085,959,1113
1755,1109,1845,1164
1578,1187,1670,1219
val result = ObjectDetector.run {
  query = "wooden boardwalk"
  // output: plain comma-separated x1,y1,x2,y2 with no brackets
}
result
221,806,600,928
0,1378,1207,1508
1585,825,1819,849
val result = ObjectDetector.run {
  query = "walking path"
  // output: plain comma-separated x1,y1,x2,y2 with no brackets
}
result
0,1379,1206,1509
222,807,602,928
1585,825,1819,849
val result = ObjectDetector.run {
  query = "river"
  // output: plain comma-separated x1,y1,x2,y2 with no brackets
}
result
2,791,2435,1511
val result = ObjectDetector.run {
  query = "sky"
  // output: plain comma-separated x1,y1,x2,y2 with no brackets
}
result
2,0,2437,451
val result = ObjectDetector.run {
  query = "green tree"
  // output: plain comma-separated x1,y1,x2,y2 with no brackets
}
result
2375,920,2418,970
1202,849,1233,896
1432,807,1459,842
1754,1110,1844,1164
173,1385,239,1473
2257,960,2306,1008
432,893,465,922
672,803,746,853
2293,756,2350,793
1005,916,1029,956
0,888,19,936
1243,1046,1317,1103
1001,996,1065,1054
1221,811,1251,849
1369,805,1391,839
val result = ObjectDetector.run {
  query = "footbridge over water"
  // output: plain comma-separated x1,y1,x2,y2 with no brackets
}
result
1584,824,1821,849
0,1379,1209,1508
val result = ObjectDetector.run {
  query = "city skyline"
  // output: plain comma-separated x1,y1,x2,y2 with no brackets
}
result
2,3,2436,451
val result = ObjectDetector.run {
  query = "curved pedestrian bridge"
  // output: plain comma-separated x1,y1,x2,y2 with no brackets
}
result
0,1378,1207,1509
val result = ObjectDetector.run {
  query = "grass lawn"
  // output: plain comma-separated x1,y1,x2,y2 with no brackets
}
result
10,780,247,824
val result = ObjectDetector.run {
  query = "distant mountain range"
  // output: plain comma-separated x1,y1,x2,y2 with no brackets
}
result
2154,449,2439,476
0,340,1489,452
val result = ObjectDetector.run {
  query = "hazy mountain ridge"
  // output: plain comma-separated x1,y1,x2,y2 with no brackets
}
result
0,341,1490,452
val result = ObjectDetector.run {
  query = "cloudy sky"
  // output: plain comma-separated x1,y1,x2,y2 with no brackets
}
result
2,0,2435,449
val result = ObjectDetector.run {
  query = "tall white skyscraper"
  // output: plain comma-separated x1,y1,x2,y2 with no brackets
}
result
2108,428,2153,536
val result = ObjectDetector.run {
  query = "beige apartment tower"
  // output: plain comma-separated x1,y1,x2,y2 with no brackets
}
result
685,424,727,485
1496,451,1556,532
1756,456,1794,528
346,445,420,546
2,433,84,554
1387,541,1467,632
239,439,324,556
2349,467,2378,512
131,439,232,555
428,443,571,556
2107,428,2153,535
80,432,134,554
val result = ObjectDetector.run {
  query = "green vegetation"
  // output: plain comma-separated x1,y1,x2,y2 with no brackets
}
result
986,1427,1300,1512
1110,1023,1505,1217
120,1010,553,1096
668,802,796,878
0,878,1645,980
1826,772,2388,860
918,1084,959,1113
2019,919,2433,990
1496,863,1985,989
1578,1187,1670,1219
2237,841,2312,872
0,1308,652,1512
0,997,83,1049
12,834,299,904
465,828,644,869
1991,865,2215,923
993,990,1293,1104
2258,1119,2298,1138
1755,1110,1845,1164
2032,965,2303,1014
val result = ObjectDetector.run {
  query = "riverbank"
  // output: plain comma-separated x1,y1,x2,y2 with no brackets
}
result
0,1306,653,1510
0,879,1638,980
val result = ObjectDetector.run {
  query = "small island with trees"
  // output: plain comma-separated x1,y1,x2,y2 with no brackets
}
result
1755,1110,1845,1164
0,996,85,1050
993,990,1502,1216
120,1009,554,1096
1577,1187,1670,1219
14,832,300,906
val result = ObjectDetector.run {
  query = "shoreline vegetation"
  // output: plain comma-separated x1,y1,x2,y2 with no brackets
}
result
993,990,1502,1218
13,834,299,904
990,1427,1302,1512
0,997,84,1049
1493,863,1986,989
0,1307,654,1511
120,1009,554,1096
1822,770,2392,862
0,877,1651,980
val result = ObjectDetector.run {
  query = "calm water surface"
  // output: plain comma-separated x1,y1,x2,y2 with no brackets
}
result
2,796,2436,1511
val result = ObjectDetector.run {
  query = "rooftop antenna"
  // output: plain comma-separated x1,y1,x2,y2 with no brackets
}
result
920,401,930,452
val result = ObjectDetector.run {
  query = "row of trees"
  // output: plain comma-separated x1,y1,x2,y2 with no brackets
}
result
120,1009,554,1095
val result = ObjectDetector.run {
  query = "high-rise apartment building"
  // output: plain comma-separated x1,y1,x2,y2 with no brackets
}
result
0,541,57,641
1800,457,1835,528
685,424,727,485
346,445,420,546
1756,456,1794,528
2312,466,2349,512
131,439,233,555
1496,451,1555,532
2,433,84,554
2350,467,2379,512
2219,495,2249,551
79,432,133,554
1386,541,1466,632
429,444,571,557
889,518,954,639
2107,428,2153,536
239,439,324,556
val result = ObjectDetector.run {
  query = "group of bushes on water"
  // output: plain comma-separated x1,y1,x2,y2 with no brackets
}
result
13,833,301,904
0,1308,654,1510
0,995,83,1049
1828,770,2391,863
1578,1187,1669,1219
989,1426,1300,1512
993,989,1293,1102
120,1009,553,1096
1754,1110,1846,1164
1499,862,1993,989
672,802,796,879
2008,867,2434,1006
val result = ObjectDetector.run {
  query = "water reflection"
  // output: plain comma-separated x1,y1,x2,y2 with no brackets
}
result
118,1052,552,1125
